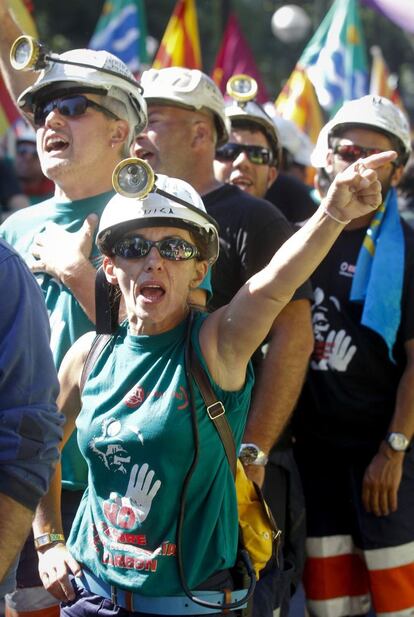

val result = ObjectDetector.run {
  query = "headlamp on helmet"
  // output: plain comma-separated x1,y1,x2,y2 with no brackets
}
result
226,74,258,105
13,37,147,145
11,36,142,90
112,158,155,199
10,36,49,71
225,74,281,166
97,158,220,265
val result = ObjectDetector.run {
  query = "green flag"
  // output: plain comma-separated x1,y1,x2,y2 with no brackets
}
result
299,0,368,115
89,0,148,73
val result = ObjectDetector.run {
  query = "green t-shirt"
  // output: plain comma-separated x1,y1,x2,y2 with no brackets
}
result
0,191,113,489
68,312,254,595
0,193,213,490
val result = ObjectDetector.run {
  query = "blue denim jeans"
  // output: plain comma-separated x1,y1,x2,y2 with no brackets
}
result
0,558,18,600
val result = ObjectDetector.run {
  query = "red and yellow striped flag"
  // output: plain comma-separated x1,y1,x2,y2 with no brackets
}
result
152,0,201,69
275,67,323,144
369,46,404,110
0,0,38,136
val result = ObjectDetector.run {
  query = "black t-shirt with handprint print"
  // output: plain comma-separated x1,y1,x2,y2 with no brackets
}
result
294,220,414,452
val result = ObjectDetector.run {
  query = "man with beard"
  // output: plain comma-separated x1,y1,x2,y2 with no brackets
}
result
293,95,414,617
213,81,313,616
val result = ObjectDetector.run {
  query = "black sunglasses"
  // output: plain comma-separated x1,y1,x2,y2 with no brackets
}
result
112,236,200,261
215,143,273,165
33,94,119,127
332,143,384,163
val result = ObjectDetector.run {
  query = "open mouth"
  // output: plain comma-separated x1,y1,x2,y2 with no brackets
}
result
139,283,165,302
231,176,253,189
133,147,154,163
44,135,69,154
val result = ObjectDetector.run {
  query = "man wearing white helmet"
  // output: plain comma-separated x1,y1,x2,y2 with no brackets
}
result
0,6,150,617
293,95,414,617
214,77,314,617
214,91,315,225
214,95,280,199
134,68,314,614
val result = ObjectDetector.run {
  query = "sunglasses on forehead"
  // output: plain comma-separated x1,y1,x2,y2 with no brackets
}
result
215,143,273,165
112,236,200,261
33,94,119,128
332,143,385,163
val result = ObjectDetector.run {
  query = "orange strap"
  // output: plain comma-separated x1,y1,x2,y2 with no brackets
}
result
222,588,232,614
6,606,59,617
124,590,134,611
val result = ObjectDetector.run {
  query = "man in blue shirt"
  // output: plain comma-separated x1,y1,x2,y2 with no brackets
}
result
0,238,62,598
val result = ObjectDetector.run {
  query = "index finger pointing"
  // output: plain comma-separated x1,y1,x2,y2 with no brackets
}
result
360,150,398,169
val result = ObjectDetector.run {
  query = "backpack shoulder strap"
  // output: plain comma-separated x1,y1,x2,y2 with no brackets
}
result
189,345,237,478
79,333,112,395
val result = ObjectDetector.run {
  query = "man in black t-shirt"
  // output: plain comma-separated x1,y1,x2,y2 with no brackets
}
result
134,68,314,617
213,79,313,616
294,95,414,617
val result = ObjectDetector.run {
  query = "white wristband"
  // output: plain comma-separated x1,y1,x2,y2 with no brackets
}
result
322,206,351,225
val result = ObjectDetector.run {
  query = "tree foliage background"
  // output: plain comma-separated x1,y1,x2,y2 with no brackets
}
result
32,0,414,121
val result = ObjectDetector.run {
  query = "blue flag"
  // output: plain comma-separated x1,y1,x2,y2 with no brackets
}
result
299,0,369,115
350,188,404,363
89,0,148,74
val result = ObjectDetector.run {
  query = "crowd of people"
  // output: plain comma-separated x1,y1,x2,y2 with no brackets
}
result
1,3,414,617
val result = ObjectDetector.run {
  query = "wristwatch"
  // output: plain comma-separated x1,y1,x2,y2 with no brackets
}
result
385,432,411,452
239,443,268,466
34,532,65,550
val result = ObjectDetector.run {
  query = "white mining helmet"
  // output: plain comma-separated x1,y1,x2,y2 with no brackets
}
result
140,67,230,147
13,37,147,146
263,104,313,167
224,74,281,166
311,95,411,168
97,158,220,264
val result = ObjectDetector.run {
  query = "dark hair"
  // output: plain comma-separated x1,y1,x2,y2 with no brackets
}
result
232,119,269,143
189,229,212,262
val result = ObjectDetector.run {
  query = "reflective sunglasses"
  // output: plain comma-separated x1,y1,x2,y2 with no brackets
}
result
33,94,119,127
215,143,273,165
112,236,200,261
16,143,37,157
332,143,384,163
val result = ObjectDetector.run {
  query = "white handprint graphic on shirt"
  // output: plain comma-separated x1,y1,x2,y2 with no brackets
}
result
312,329,356,370
311,288,356,372
103,463,161,529
326,329,356,370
